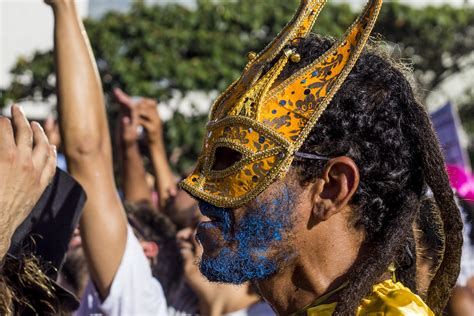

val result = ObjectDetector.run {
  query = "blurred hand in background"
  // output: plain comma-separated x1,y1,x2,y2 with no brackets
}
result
114,88,141,148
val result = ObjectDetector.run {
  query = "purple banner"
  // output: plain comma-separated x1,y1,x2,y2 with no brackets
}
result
430,102,470,169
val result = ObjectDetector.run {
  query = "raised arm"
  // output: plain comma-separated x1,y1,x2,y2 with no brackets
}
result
135,98,177,211
46,0,127,298
114,88,154,206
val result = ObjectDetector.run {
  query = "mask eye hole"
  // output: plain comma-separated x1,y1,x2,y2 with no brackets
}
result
211,147,243,171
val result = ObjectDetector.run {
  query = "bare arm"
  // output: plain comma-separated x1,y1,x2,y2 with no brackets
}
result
122,142,153,205
47,0,127,298
114,89,153,205
136,99,177,211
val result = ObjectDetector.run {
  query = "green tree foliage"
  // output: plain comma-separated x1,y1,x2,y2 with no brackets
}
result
375,3,474,99
2,0,474,173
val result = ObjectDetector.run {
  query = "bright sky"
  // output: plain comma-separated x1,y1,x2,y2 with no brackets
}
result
0,0,88,88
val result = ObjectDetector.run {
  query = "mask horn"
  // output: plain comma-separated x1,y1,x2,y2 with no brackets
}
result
260,0,383,149
211,0,328,120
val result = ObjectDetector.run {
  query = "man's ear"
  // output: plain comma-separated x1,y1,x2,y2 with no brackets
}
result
311,156,359,221
141,241,159,259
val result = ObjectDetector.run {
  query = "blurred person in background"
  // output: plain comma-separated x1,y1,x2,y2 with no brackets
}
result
114,88,199,314
46,0,273,314
115,88,274,315
76,200,183,315
58,228,89,299
114,88,198,228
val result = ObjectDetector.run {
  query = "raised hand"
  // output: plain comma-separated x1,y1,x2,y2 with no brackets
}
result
176,224,261,315
0,105,57,257
114,88,141,147
136,98,163,146
114,88,163,146
114,88,175,209
176,227,202,278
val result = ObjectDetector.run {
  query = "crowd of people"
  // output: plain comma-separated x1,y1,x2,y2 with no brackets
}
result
0,0,473,315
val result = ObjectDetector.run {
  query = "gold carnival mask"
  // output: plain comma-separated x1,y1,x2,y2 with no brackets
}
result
180,0,383,208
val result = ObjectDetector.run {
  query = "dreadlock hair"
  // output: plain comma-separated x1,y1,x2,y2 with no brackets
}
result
414,196,446,299
275,34,463,314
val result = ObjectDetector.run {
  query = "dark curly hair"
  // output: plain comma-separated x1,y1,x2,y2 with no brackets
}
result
124,202,183,299
276,34,463,315
125,202,177,244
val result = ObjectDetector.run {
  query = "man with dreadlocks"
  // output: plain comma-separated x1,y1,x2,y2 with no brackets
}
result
179,0,463,314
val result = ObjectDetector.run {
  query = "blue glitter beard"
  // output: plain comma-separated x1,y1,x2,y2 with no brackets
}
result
198,186,295,284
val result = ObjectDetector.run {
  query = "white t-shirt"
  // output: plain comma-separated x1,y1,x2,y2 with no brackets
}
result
76,226,168,315
76,226,275,316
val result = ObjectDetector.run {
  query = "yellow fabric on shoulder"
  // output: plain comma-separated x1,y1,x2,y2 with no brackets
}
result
306,280,434,316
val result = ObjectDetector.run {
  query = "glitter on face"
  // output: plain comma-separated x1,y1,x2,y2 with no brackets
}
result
197,185,296,284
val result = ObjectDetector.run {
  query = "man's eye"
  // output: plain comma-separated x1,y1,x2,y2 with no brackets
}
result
211,147,243,171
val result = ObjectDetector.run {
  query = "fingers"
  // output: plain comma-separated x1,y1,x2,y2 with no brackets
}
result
0,117,15,152
40,145,57,187
191,229,203,258
122,115,138,133
130,101,140,126
136,99,160,128
137,117,152,131
176,228,199,265
136,99,158,117
114,88,134,109
11,105,33,152
122,116,132,129
31,122,52,171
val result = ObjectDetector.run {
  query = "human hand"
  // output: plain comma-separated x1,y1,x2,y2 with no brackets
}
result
0,105,57,254
176,223,219,300
177,224,260,314
114,88,163,146
136,98,163,146
176,227,202,278
114,88,140,147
